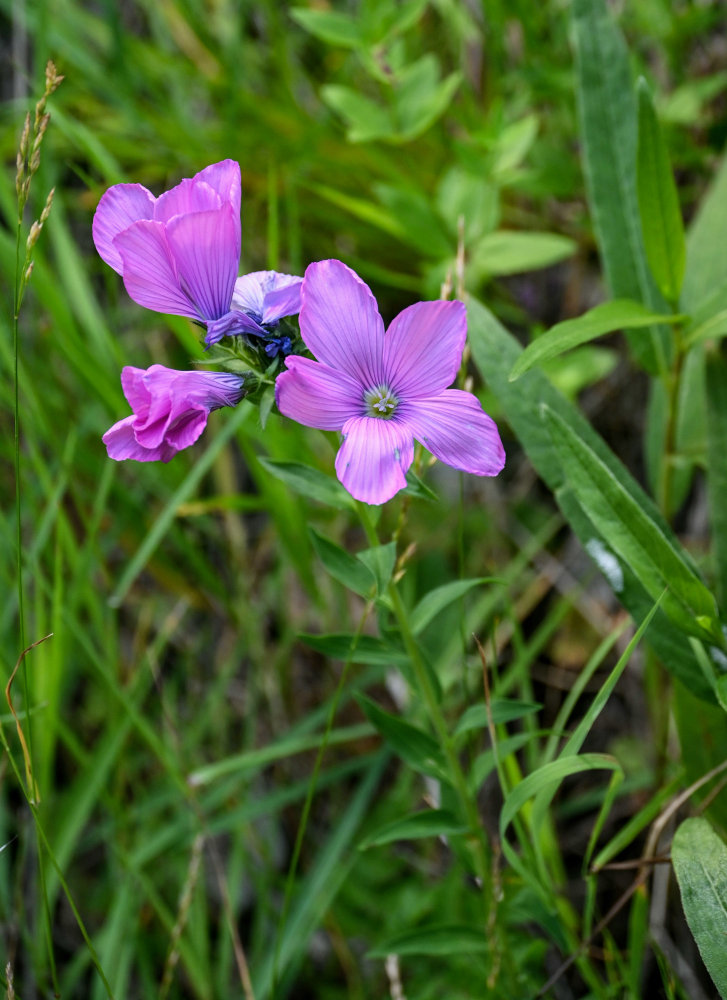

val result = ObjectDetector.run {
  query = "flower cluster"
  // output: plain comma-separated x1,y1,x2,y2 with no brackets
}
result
95,160,504,502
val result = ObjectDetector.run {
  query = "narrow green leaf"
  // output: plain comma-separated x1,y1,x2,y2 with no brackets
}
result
355,693,445,778
258,458,354,510
368,924,489,959
410,577,496,635
299,632,408,666
571,0,672,374
510,299,683,380
470,230,576,278
309,528,376,598
356,542,397,597
543,404,718,640
394,56,461,141
321,85,394,143
454,699,541,738
636,78,686,305
706,345,727,610
683,309,727,350
290,8,362,48
359,809,467,849
672,817,727,999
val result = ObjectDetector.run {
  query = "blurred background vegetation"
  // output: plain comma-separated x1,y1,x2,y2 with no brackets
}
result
2,0,727,997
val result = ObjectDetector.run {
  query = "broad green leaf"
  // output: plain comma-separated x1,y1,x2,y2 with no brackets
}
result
454,699,541,738
355,694,446,778
410,577,496,635
674,682,727,833
543,405,719,641
394,55,461,141
706,345,727,610
299,632,408,666
356,542,397,598
491,115,539,179
321,85,394,143
636,78,686,305
258,458,354,510
571,0,672,374
470,230,575,278
467,296,718,702
436,167,499,244
358,809,467,849
368,924,489,958
510,299,683,380
290,8,362,48
672,817,727,999
309,528,376,598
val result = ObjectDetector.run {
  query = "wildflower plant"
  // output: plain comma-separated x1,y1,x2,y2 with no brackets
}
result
8,2,727,998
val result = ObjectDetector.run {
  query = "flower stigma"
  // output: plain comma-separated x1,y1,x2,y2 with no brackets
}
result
365,385,398,419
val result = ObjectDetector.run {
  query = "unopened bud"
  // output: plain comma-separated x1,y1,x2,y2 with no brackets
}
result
29,148,41,176
25,262,34,282
19,112,31,160
464,374,473,393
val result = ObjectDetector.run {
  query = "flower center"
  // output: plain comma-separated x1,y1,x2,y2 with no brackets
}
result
365,385,398,419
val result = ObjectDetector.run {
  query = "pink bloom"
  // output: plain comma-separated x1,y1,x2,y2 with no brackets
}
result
275,259,505,504
103,365,245,463
93,160,242,326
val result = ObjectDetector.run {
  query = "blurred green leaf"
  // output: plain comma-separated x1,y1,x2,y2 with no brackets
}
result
299,633,408,666
368,924,489,958
355,693,446,778
636,78,685,305
672,817,727,999
321,85,395,142
706,345,727,610
491,115,539,179
410,577,495,635
359,808,467,849
393,55,461,141
357,542,397,597
510,299,683,380
258,458,355,510
470,230,576,278
454,699,541,738
290,8,362,48
373,183,452,257
682,153,727,315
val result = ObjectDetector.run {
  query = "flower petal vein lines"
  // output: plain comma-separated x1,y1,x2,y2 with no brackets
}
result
103,366,245,463
275,259,506,505
92,160,302,347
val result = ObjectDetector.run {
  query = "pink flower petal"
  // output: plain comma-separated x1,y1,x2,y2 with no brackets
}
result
402,389,505,476
193,160,241,217
92,183,155,273
383,300,467,398
335,416,414,505
154,178,221,223
103,415,176,462
300,260,385,387
276,356,363,430
114,220,198,317
166,204,239,319
262,274,303,324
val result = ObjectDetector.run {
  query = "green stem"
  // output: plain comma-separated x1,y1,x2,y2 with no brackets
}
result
355,503,492,898
656,326,685,520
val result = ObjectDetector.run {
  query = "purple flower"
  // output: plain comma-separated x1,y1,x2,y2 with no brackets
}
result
93,160,241,325
103,365,245,463
275,259,505,505
206,270,303,348
93,161,301,346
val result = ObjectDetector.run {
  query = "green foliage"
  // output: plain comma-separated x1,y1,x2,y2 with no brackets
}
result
672,818,727,999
